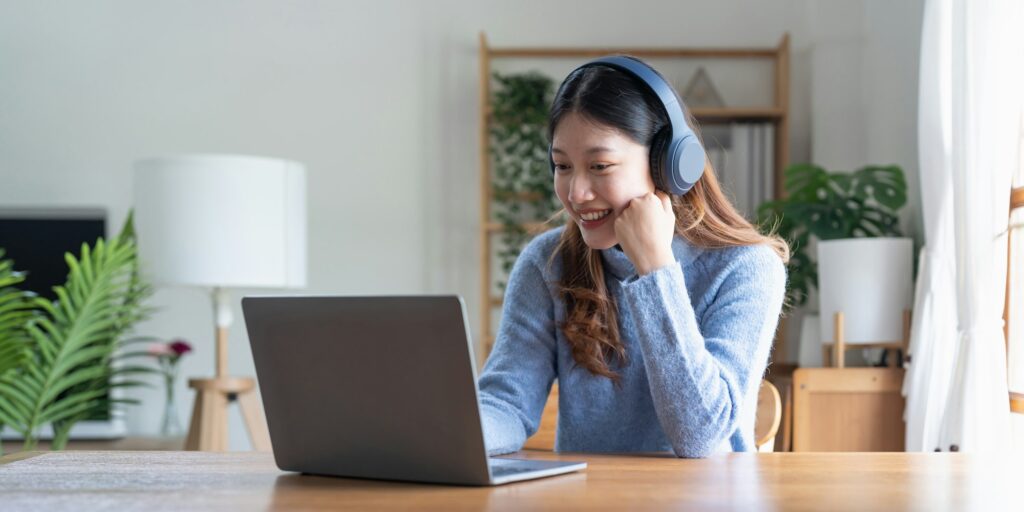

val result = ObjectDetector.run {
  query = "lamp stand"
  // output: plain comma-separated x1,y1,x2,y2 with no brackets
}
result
821,309,912,368
184,288,271,451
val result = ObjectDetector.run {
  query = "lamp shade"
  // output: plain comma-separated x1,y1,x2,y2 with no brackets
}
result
817,237,913,344
133,154,306,289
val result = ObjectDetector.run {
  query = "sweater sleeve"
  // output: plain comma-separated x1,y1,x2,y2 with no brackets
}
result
476,244,558,456
619,246,786,458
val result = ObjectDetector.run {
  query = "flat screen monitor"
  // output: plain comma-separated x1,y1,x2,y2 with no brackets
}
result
0,208,106,300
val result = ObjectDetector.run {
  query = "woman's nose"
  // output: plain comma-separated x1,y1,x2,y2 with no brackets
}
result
568,173,595,204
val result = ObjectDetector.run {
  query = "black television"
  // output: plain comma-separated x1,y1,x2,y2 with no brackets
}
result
0,207,126,439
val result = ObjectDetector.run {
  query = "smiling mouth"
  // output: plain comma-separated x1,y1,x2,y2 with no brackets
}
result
578,209,611,221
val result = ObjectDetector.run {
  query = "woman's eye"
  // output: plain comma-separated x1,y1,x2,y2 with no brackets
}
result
553,163,570,173
591,164,612,172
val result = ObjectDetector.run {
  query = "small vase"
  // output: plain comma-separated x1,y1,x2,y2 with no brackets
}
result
160,363,182,437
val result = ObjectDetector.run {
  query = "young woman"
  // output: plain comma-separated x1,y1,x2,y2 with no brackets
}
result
477,56,790,458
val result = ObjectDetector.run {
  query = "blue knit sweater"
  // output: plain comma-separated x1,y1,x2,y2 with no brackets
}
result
478,226,786,458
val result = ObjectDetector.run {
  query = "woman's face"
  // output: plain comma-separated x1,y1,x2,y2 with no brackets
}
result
552,112,655,250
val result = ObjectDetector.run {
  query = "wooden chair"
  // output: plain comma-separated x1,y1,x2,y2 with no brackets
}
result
1005,185,1024,414
522,379,783,452
755,380,782,452
791,367,905,451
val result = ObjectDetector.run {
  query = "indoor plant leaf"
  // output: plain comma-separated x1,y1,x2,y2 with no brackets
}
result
783,163,831,203
0,212,153,451
852,164,907,211
756,163,908,310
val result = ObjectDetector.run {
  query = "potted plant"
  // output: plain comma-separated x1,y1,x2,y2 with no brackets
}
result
0,213,154,453
758,164,912,364
757,163,909,308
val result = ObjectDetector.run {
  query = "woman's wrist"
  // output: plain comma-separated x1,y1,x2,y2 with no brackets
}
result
635,249,676,276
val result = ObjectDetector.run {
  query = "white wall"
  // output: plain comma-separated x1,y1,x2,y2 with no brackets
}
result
0,0,923,449
809,0,923,236
793,0,923,363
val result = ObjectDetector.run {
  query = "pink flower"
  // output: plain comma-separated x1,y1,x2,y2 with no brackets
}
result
147,343,174,357
148,339,193,364
168,339,193,356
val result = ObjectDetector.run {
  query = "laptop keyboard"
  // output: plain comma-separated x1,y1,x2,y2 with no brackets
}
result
489,458,540,478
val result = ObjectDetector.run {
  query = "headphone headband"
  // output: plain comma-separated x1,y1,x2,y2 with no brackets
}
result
584,56,688,132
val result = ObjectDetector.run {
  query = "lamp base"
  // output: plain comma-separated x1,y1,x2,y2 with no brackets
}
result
184,377,271,452
821,310,911,368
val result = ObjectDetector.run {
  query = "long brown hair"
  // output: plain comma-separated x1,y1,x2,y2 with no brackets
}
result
547,61,789,383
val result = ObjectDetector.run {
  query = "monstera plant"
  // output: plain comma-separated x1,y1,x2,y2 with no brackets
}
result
757,163,908,309
0,213,154,453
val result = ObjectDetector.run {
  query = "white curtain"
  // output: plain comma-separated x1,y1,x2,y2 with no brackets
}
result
905,0,1024,452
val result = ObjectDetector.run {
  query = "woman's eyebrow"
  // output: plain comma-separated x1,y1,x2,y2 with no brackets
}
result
550,146,618,155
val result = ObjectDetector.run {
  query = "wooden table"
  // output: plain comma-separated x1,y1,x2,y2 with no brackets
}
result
0,436,185,454
1,450,1020,511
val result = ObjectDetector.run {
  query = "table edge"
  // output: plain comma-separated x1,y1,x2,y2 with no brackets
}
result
0,451,44,466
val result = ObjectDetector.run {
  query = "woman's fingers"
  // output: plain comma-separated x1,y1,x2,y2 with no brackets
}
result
655,190,672,212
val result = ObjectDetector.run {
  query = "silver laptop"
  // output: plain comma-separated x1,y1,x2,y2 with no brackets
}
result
241,295,586,486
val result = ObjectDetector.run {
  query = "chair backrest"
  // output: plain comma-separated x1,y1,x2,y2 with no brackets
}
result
755,380,782,452
523,379,782,452
1006,186,1024,415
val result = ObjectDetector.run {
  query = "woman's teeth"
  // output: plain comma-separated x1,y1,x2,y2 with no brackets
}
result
580,210,611,221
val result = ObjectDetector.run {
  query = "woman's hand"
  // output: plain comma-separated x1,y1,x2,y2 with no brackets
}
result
613,191,677,275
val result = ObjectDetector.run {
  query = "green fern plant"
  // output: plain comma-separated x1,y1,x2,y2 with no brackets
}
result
0,212,154,451
0,250,36,390
0,251,39,456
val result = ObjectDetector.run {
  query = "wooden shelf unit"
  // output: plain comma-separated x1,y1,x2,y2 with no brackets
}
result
479,32,791,358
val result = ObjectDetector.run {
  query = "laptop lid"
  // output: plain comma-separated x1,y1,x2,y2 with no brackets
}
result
242,295,492,485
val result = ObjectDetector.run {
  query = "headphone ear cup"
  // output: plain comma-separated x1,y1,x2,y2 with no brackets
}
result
667,137,707,195
648,128,670,191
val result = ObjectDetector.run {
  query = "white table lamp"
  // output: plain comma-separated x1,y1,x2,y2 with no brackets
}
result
134,154,306,451
817,238,913,367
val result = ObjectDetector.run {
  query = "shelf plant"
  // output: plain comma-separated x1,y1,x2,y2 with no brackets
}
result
489,71,562,289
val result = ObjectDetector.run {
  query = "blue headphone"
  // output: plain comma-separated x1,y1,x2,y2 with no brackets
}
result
548,56,706,196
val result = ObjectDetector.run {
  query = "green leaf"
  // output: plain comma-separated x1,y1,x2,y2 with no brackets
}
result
111,350,158,361
0,256,35,377
106,397,142,406
852,165,907,211
783,164,830,202
39,391,107,425
110,365,159,376
108,379,152,390
41,365,110,405
489,70,559,287
0,213,154,447
0,381,34,419
0,401,26,430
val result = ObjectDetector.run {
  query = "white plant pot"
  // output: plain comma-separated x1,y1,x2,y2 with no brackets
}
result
817,238,914,346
